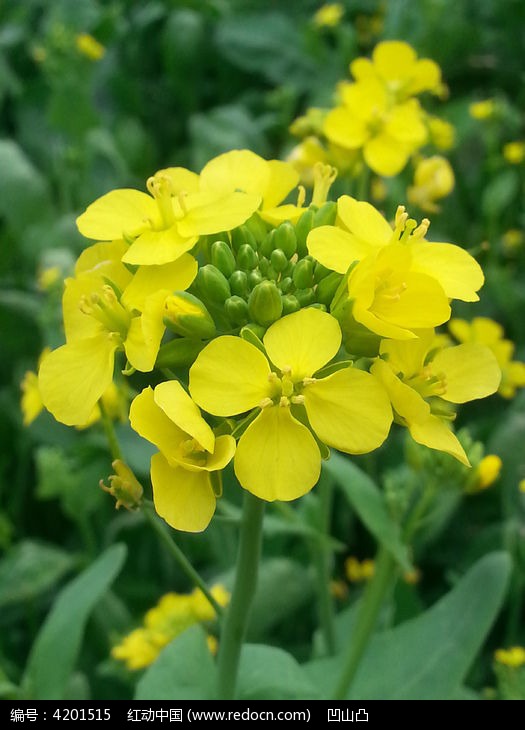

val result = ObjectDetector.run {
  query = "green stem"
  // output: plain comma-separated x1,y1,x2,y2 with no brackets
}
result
99,400,123,462
142,502,224,618
217,491,265,700
312,475,336,655
332,547,397,699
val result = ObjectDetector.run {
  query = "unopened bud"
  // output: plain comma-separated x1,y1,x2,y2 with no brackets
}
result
100,460,143,510
248,281,283,327
231,224,257,252
229,270,249,298
270,248,288,272
225,295,249,326
195,264,231,303
281,294,300,315
237,244,259,271
295,208,316,257
313,200,337,227
316,271,343,307
293,259,315,289
274,221,297,258
211,240,236,278
163,292,216,339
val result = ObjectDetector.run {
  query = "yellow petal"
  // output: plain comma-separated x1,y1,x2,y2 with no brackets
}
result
124,291,167,372
304,368,392,453
204,434,236,472
410,242,484,302
76,189,158,240
154,381,214,453
336,195,392,245
372,41,417,83
263,160,300,208
157,167,200,194
409,415,470,466
234,407,320,501
129,387,186,461
363,134,410,177
190,336,271,416
263,308,341,380
405,59,441,95
62,274,106,342
370,358,430,423
370,272,450,329
385,101,427,145
432,344,501,403
151,452,216,532
176,191,261,238
121,255,197,311
307,225,371,273
39,334,117,426
260,204,305,225
122,227,197,266
324,107,368,149
199,150,270,196
349,57,374,81
379,330,435,378
74,240,129,275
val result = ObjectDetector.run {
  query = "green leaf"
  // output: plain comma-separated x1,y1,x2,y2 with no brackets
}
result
238,645,320,700
0,541,75,610
135,626,216,700
482,169,519,218
305,552,511,699
0,140,51,233
324,454,412,572
22,544,127,700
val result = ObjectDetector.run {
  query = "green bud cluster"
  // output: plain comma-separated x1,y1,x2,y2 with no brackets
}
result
157,206,342,365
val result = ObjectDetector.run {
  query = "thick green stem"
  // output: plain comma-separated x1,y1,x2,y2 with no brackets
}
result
332,547,396,699
142,503,223,618
217,491,265,700
313,475,336,655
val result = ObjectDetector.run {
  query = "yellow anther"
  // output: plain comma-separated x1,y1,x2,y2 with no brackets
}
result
412,218,430,239
311,162,338,206
302,377,317,386
279,396,290,408
259,397,273,409
290,395,305,405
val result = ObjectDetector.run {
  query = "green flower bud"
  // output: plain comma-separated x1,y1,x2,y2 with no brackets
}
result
281,294,300,315
211,240,236,278
243,213,268,243
295,288,316,307
295,207,316,257
240,322,266,350
314,261,332,283
293,258,314,289
258,256,270,275
278,276,292,294
195,264,231,303
237,243,259,271
313,201,337,227
155,337,205,369
270,248,289,272
163,291,216,339
229,270,249,298
316,271,343,307
100,460,143,510
224,295,249,326
260,229,276,258
307,302,327,312
247,270,263,289
231,224,257,252
248,280,283,327
274,221,297,258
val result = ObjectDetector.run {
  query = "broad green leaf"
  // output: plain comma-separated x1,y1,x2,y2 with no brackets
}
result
238,645,320,700
324,454,412,571
135,626,216,700
0,140,51,233
482,169,519,218
0,541,75,610
305,551,511,699
22,544,127,700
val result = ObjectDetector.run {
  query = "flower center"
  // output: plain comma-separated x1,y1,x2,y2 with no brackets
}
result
147,173,176,229
260,367,311,408
180,438,208,466
79,285,131,338
405,365,448,398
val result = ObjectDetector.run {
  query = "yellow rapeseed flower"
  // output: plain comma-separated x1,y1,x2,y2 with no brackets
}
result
38,240,197,425
345,556,375,582
76,150,299,266
371,330,501,464
75,33,105,61
503,141,525,165
189,308,392,502
466,454,502,493
313,3,344,28
501,229,524,253
426,116,455,150
449,317,525,399
308,197,484,305
494,647,525,668
469,99,497,120
129,382,235,532
407,156,455,213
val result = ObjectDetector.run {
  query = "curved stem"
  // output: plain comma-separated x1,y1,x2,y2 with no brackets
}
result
332,547,396,699
98,400,123,462
217,491,265,700
142,502,224,618
313,474,336,655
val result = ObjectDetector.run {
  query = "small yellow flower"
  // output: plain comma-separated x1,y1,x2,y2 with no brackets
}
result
37,266,62,291
75,33,105,61
494,647,525,668
519,479,525,494
308,197,484,305
469,99,497,120
100,460,143,510
501,229,524,253
189,308,392,502
345,557,375,582
426,116,455,150
407,156,455,213
313,3,344,28
503,141,525,165
287,137,328,186
371,330,501,464
449,318,525,399
130,381,235,532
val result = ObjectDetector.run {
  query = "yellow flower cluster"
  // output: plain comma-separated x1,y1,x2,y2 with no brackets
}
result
112,585,229,670
290,41,454,179
494,646,525,668
35,148,500,533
